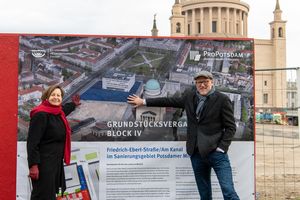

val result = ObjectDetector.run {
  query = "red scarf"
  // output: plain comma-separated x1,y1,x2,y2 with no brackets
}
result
30,100,71,165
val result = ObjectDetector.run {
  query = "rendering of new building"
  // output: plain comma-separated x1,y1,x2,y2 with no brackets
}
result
102,71,135,92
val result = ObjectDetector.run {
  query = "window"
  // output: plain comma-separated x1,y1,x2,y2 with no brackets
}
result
263,94,268,104
279,27,283,37
292,92,295,99
212,21,217,33
236,23,239,34
264,81,267,86
188,24,191,35
176,23,181,33
198,22,201,33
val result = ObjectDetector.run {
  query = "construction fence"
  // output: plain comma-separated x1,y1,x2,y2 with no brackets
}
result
255,69,300,200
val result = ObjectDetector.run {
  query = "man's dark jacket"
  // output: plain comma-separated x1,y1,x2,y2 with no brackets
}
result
146,87,236,157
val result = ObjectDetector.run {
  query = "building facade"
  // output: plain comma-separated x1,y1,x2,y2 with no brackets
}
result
168,0,287,111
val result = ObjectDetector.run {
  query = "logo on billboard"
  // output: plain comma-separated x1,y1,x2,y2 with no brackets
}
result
31,50,46,58
189,50,201,61
190,50,245,60
203,50,244,58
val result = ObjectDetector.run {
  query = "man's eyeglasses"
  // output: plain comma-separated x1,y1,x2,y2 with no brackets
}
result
195,80,210,86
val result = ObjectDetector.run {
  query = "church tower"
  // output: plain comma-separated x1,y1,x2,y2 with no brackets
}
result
170,0,185,36
270,0,286,65
151,14,159,36
270,0,287,108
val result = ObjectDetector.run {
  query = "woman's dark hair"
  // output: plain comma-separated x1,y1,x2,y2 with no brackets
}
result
41,85,65,101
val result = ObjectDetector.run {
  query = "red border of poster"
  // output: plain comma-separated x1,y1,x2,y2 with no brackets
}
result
0,34,19,200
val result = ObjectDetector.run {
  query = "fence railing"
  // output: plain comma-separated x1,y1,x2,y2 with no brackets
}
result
255,69,300,199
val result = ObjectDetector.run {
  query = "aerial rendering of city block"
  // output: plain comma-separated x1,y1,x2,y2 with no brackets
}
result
18,36,254,142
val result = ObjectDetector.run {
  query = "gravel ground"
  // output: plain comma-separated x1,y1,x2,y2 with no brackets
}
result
256,124,300,199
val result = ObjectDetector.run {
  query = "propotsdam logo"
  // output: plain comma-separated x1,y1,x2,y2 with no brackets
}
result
31,50,46,58
189,50,201,61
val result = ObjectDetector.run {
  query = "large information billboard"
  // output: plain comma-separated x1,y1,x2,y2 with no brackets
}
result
17,35,255,200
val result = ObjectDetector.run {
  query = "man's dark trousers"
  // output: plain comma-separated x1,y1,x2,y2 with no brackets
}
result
190,151,240,200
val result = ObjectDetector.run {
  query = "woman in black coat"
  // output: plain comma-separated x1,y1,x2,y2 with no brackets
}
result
27,85,80,200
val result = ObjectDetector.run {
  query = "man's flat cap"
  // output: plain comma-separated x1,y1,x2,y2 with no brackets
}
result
194,71,213,80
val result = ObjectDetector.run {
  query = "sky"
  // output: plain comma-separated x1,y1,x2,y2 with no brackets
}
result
0,0,299,79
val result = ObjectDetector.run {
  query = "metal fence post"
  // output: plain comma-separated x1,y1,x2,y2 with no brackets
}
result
297,68,300,138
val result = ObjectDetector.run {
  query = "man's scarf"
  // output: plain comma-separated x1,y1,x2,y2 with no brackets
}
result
195,87,215,119
30,100,71,165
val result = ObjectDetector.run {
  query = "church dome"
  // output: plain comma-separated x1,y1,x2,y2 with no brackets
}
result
171,0,249,38
145,79,161,96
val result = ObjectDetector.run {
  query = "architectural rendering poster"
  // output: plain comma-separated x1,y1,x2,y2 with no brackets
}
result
17,35,255,200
